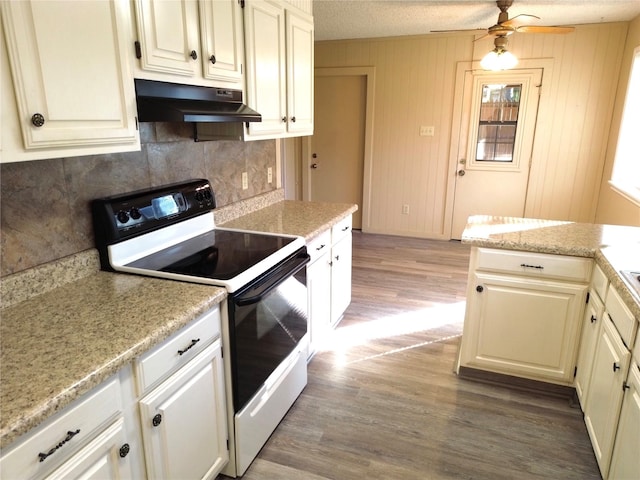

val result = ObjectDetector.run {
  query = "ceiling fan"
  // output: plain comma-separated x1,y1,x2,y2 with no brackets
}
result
433,0,576,40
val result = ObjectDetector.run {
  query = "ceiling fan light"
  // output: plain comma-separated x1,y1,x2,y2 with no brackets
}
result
481,48,518,71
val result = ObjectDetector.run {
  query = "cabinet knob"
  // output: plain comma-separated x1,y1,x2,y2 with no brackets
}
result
476,285,484,293
190,50,198,60
31,113,45,127
119,443,130,458
152,413,162,427
613,362,621,372
281,116,287,123
291,116,296,123
622,381,630,391
590,315,597,323
209,54,216,64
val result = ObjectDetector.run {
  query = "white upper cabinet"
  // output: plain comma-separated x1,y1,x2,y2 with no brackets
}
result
244,0,313,140
200,0,244,83
1,0,140,163
132,0,245,89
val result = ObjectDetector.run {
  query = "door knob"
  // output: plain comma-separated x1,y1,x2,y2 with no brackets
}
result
311,163,318,169
458,170,466,176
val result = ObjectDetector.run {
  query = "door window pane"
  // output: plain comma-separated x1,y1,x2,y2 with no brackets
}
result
475,84,521,162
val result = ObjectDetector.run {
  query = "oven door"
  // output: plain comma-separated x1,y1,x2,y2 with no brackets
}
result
228,248,309,413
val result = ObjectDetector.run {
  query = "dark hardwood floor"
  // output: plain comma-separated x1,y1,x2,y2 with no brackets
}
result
240,232,601,480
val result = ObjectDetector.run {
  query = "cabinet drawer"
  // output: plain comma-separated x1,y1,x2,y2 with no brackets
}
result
0,377,122,479
591,263,609,301
307,230,331,264
605,286,637,349
331,216,352,245
475,248,592,282
135,307,221,395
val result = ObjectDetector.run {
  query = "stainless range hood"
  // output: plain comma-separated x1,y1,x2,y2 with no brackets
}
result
134,79,261,123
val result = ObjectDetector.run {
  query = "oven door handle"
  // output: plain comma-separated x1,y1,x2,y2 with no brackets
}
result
235,253,310,306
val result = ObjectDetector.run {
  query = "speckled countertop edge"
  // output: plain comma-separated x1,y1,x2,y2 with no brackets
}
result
461,215,640,319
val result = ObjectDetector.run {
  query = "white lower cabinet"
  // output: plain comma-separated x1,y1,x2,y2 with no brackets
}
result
575,288,605,407
458,247,590,384
608,361,640,480
138,341,227,480
306,215,353,358
135,307,228,480
583,313,631,477
0,368,142,480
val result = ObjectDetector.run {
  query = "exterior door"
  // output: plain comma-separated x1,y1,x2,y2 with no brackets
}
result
451,69,542,239
307,74,365,229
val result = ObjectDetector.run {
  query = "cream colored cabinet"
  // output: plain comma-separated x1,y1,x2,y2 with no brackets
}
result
583,313,631,478
244,0,313,139
583,284,637,478
458,248,591,384
608,361,640,480
0,0,139,163
575,264,609,408
133,0,244,88
0,369,143,480
330,216,353,326
306,215,353,358
135,308,228,480
306,230,332,358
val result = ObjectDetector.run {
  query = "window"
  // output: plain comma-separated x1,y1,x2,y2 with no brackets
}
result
610,46,640,206
475,84,522,162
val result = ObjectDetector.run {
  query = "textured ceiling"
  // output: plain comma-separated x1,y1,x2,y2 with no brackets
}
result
313,0,640,41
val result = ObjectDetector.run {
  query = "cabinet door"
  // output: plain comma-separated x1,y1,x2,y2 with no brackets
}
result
139,341,228,480
244,0,287,136
609,362,640,480
331,233,353,326
460,272,587,383
1,0,138,152
285,9,314,134
307,253,332,358
134,0,201,77
584,315,631,478
575,290,604,408
45,418,133,480
199,0,244,84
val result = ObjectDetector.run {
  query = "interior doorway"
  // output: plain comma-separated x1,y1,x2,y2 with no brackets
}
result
303,67,375,230
450,67,543,239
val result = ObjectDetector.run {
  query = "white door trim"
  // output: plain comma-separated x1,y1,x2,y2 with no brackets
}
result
445,58,555,239
303,66,375,231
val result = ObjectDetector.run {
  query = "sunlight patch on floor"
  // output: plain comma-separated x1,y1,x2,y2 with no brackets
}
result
317,301,466,365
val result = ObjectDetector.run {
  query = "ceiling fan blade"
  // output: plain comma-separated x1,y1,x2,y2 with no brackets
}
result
516,25,575,34
502,14,540,29
431,28,486,34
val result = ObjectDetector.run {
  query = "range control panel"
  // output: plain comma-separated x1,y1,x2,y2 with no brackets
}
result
92,179,215,245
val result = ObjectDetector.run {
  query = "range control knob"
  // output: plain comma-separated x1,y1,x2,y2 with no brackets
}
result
116,210,130,224
129,207,141,220
203,189,212,200
195,191,204,202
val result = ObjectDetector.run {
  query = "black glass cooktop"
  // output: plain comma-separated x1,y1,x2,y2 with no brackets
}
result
128,229,295,280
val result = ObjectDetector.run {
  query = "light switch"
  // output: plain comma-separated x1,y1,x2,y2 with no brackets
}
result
419,126,435,136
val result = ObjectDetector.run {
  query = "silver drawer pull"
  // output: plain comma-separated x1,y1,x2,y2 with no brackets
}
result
520,263,544,270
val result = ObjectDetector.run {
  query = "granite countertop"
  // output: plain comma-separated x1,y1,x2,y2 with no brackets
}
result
0,251,225,449
220,200,358,240
462,215,640,319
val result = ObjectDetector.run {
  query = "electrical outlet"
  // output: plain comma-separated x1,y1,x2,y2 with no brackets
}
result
419,126,435,137
242,172,248,190
267,167,273,184
402,204,410,215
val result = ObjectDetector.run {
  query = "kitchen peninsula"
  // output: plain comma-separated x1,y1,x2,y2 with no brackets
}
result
457,214,640,479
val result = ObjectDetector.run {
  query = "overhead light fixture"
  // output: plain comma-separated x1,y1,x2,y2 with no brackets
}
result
481,36,518,71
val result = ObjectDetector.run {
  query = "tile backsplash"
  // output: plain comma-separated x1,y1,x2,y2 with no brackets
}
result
0,123,277,276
